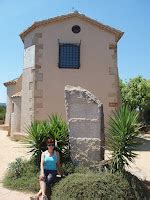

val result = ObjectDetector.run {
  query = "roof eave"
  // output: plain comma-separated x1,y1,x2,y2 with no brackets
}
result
4,81,17,87
116,31,124,42
19,12,124,43
11,91,22,98
3,75,22,87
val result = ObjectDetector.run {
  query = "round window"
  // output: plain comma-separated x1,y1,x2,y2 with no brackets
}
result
72,25,81,34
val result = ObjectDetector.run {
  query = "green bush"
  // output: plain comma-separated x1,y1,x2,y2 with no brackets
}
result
24,114,70,167
3,158,39,193
7,158,25,179
51,172,150,200
124,171,150,199
74,165,98,174
61,162,98,176
61,162,75,175
3,159,150,199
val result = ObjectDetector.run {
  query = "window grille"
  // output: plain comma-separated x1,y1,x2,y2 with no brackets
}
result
59,43,80,69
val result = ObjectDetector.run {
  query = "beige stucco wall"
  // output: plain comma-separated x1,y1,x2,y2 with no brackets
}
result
5,76,22,126
22,16,121,131
20,67,34,133
11,97,21,133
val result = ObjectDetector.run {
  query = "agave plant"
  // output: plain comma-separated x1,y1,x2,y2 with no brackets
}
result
24,114,70,166
24,121,48,167
47,114,70,163
107,106,141,173
47,114,68,143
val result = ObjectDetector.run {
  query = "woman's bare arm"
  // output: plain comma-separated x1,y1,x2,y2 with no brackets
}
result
40,152,45,179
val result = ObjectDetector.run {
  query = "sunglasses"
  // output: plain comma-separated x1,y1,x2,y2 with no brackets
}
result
47,143,55,147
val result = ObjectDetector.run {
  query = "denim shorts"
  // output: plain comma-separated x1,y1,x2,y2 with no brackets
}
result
43,169,57,186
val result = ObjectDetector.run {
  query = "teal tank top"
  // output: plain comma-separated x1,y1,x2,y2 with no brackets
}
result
44,151,57,170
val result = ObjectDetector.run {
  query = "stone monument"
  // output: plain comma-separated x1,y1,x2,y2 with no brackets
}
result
64,85,105,167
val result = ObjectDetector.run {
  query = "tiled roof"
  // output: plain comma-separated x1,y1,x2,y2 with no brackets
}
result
4,74,22,87
11,91,22,98
4,78,19,87
20,11,124,42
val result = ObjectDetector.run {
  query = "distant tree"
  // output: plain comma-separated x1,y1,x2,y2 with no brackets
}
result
0,105,6,121
119,79,128,105
120,76,150,125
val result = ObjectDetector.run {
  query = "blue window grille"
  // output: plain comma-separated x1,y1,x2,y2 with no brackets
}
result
59,43,80,68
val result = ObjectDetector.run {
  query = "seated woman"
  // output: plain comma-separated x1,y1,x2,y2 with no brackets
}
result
31,136,62,200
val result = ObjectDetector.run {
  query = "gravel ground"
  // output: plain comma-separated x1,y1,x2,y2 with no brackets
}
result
0,130,34,200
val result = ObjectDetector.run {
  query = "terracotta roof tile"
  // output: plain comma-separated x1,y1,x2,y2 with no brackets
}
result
20,12,124,42
4,74,22,87
4,78,19,87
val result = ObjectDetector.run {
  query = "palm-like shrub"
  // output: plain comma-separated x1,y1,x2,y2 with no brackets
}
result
107,106,141,173
47,114,70,163
24,121,48,166
24,114,69,166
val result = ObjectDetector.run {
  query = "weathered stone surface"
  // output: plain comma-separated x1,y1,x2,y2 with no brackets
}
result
35,33,42,38
109,44,116,49
109,102,118,107
35,73,43,81
24,45,35,69
69,137,103,166
109,67,117,75
34,89,43,98
108,92,116,97
69,119,101,138
64,85,105,167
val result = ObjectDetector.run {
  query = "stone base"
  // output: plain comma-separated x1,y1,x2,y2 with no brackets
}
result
69,137,105,167
0,124,9,131
11,132,26,141
0,120,4,125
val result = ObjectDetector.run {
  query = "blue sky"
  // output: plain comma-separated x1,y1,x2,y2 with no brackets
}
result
0,0,149,103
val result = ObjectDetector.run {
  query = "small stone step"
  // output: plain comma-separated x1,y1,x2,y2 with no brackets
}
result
0,124,9,131
12,132,26,141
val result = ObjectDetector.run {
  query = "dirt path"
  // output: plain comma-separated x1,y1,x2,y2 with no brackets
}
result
128,134,150,181
0,130,34,200
105,134,150,181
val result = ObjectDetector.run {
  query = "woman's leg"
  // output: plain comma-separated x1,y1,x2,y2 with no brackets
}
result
46,171,56,200
30,182,43,199
36,189,42,197
46,171,57,187
40,180,46,196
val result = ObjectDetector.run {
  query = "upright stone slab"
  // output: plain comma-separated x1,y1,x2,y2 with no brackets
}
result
64,85,105,167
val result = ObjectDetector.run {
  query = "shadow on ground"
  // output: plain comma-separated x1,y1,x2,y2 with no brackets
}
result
135,135,150,151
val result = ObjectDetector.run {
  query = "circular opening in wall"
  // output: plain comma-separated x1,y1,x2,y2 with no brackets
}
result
72,25,81,34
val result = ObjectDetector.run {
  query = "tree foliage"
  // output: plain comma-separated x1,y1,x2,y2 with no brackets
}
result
120,76,150,124
0,105,6,121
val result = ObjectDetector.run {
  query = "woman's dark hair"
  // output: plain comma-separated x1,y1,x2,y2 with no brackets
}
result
46,135,55,144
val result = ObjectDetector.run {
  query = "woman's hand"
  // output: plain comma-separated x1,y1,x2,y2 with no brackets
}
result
57,170,64,177
39,174,45,181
